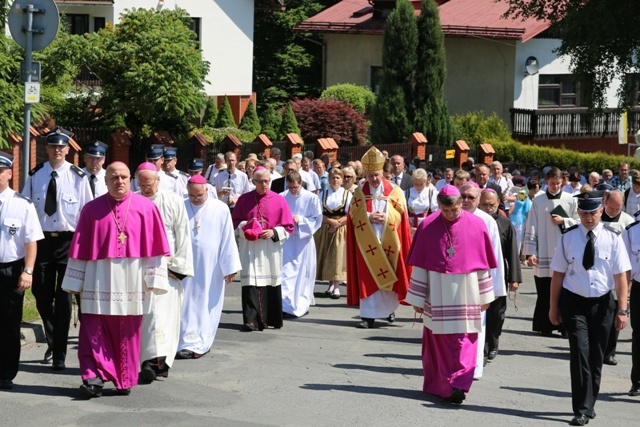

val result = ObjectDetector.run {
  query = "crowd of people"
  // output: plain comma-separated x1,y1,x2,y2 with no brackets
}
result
1,131,639,425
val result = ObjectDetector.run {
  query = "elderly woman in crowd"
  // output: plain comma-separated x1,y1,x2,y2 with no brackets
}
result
406,168,438,233
341,166,359,194
315,167,352,299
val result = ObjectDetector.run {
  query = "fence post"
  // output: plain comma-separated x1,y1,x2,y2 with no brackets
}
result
407,132,427,160
284,133,303,158
222,134,243,158
254,134,273,158
316,138,339,163
454,140,470,169
478,143,495,165
110,128,132,165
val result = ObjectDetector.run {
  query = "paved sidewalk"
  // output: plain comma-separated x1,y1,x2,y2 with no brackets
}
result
6,266,639,426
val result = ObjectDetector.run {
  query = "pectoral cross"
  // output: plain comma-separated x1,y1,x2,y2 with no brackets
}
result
118,232,128,245
446,246,455,258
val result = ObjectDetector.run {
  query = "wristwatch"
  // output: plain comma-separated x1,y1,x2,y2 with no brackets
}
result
23,268,33,275
618,308,630,316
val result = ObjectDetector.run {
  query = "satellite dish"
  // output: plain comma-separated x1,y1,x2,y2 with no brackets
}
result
525,56,539,76
634,146,640,164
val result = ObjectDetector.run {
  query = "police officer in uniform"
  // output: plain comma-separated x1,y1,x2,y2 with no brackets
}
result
549,191,630,426
0,152,44,389
22,128,93,370
82,140,108,198
162,147,189,197
187,158,218,200
131,145,175,193
623,211,640,397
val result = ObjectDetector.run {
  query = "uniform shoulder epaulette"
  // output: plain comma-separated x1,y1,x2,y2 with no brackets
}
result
28,163,44,176
70,165,86,178
166,173,178,180
179,171,189,178
626,221,640,230
14,192,33,203
604,223,622,235
563,224,579,234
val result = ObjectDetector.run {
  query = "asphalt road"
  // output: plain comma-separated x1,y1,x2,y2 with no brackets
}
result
4,265,639,427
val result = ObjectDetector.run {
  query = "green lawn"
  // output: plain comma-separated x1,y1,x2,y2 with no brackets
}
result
22,288,40,322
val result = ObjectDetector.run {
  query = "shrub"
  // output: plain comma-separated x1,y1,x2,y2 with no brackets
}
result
194,126,257,144
291,98,369,146
260,107,282,141
239,100,261,134
202,97,218,127
320,83,376,115
278,103,302,140
215,95,237,128
452,111,511,148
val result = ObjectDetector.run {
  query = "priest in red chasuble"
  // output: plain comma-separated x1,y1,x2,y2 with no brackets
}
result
346,147,412,328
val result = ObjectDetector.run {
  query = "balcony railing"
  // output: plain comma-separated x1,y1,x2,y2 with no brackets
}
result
510,108,640,140
75,66,101,89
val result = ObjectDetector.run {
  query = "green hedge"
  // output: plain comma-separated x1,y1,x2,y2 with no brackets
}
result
488,138,640,172
192,127,258,144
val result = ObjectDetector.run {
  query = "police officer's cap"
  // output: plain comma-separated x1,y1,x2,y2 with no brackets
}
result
575,191,604,212
188,158,204,171
595,183,614,192
84,140,108,157
163,147,178,160
0,150,14,168
46,127,73,146
146,144,165,160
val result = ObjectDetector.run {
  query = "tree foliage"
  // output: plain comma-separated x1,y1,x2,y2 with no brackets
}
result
72,8,209,142
239,100,261,134
452,111,512,148
369,0,418,144
502,0,640,109
202,97,218,128
320,83,376,115
414,0,455,146
253,1,341,115
291,98,368,146
260,107,282,141
278,103,302,139
215,96,236,128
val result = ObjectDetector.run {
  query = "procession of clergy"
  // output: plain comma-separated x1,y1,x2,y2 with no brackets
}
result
1,128,639,426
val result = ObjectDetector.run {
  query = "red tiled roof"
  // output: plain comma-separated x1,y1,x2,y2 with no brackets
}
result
296,0,550,42
317,138,339,150
254,134,273,146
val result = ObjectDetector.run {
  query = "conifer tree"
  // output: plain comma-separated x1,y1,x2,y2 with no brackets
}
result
278,103,302,140
260,107,282,141
202,97,218,127
215,95,237,128
239,100,261,134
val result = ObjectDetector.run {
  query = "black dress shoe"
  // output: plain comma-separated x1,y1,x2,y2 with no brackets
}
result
488,350,498,360
52,360,66,371
628,386,640,396
603,356,618,366
450,388,465,404
138,366,157,383
44,349,53,363
0,379,14,390
79,384,102,399
242,323,259,332
176,349,194,360
569,414,589,426
387,312,396,323
356,319,375,329
115,388,131,396
282,312,297,320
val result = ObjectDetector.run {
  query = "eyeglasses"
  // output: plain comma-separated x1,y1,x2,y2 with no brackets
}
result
461,195,477,200
254,180,270,184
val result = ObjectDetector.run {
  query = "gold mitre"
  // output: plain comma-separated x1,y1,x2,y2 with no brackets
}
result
361,146,386,172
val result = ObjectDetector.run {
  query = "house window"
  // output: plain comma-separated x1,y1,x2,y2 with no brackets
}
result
189,18,201,49
370,66,383,96
538,75,586,108
94,17,106,32
64,14,89,35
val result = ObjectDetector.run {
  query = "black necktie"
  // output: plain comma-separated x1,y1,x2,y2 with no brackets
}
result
89,174,96,197
583,230,595,270
44,171,58,216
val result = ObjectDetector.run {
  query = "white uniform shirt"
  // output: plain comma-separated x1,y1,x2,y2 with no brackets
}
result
625,188,640,217
214,169,250,207
551,222,631,298
624,222,640,282
82,167,107,198
22,161,92,232
204,165,221,183
165,169,189,197
0,188,44,262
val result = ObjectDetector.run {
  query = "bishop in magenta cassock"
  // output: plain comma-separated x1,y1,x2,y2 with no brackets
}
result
62,162,170,398
405,184,496,405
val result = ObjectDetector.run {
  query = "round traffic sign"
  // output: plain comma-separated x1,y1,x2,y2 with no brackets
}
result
8,0,60,51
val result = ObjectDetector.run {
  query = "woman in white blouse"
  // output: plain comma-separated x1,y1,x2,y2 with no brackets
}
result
405,168,438,233
314,168,353,299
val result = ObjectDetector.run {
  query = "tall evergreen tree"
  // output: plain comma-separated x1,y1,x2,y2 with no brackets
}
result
239,100,261,134
260,107,282,141
278,103,302,139
202,97,218,127
215,95,236,128
414,0,455,146
369,0,418,144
